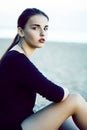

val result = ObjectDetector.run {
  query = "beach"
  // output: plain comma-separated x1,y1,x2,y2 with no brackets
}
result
0,38,87,111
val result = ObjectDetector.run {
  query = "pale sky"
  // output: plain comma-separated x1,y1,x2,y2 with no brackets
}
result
0,0,87,43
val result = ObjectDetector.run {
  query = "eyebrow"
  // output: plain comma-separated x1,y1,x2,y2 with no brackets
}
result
30,24,49,27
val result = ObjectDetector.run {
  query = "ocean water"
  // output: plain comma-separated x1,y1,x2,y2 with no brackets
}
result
0,38,87,109
0,38,12,56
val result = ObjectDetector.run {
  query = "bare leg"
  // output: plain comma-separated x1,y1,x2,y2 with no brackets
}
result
21,94,87,130
72,95,87,130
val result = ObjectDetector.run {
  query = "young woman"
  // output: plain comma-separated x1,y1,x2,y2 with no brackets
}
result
0,8,87,130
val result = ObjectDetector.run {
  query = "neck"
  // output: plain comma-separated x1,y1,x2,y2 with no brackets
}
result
18,42,35,58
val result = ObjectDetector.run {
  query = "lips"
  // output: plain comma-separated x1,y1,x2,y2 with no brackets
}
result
39,38,45,43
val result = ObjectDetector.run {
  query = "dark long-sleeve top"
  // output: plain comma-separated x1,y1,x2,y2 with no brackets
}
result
0,50,64,129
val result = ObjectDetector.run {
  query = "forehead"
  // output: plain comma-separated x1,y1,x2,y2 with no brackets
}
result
26,15,48,25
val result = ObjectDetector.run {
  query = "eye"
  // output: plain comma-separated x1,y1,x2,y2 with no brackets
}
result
44,26,48,31
32,26,37,30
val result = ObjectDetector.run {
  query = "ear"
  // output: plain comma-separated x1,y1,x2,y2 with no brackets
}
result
18,27,24,37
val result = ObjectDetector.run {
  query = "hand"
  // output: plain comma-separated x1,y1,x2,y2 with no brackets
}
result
62,88,69,101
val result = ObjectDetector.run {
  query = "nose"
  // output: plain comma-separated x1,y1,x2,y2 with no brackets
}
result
40,29,45,36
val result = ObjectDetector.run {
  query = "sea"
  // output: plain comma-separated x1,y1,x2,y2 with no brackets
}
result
0,38,87,110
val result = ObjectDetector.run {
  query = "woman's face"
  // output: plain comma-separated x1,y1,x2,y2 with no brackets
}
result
22,14,49,49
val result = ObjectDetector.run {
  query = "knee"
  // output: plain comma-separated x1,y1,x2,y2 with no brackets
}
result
69,93,86,109
73,93,85,103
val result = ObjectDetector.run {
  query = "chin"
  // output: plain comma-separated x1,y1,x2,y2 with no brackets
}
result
37,44,45,48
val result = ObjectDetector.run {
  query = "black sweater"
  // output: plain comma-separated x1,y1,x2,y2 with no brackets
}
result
0,51,64,130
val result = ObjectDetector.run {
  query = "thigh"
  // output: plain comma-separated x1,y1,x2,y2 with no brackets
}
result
21,95,77,130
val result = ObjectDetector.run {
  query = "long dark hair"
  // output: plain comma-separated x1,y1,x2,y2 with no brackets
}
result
1,8,49,60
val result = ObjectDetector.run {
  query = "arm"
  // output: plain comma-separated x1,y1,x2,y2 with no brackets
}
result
13,53,69,102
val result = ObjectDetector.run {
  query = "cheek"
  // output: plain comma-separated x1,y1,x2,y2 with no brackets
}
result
24,29,39,42
46,32,48,38
28,32,38,41
28,33,36,41
24,30,33,40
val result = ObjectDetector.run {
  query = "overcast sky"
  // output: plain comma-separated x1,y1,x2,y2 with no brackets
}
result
0,0,87,43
